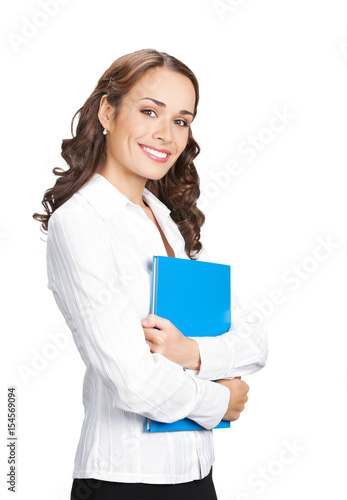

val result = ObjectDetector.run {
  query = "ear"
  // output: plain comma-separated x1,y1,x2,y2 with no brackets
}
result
98,95,114,131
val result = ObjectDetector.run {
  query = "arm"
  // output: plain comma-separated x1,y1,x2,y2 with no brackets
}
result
46,208,230,429
188,289,268,380
142,245,268,380
187,246,268,380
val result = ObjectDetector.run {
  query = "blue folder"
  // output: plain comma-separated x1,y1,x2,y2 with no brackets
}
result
145,255,231,432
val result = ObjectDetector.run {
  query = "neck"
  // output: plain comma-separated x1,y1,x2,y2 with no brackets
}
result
96,164,148,207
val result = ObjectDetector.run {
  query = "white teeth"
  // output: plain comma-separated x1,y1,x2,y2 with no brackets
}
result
142,146,168,158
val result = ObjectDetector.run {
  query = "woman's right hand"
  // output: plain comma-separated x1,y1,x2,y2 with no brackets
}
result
215,377,249,421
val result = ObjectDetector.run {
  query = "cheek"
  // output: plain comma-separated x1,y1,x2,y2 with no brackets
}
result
111,120,146,155
114,109,145,138
176,131,189,153
125,112,149,137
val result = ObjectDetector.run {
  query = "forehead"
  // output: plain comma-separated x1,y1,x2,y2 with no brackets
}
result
125,67,196,111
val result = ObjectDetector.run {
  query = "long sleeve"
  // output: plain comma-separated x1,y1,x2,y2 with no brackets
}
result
46,208,230,429
187,246,268,381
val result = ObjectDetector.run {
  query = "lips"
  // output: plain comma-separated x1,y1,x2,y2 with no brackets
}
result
138,143,172,163
139,144,172,155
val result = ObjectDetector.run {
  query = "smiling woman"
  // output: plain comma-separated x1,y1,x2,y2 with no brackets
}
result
33,48,204,260
32,48,264,500
95,67,196,209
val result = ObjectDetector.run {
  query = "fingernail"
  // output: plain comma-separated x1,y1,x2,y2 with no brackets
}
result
142,319,148,326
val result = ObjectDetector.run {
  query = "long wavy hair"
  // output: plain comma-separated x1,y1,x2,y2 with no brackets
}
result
32,48,205,259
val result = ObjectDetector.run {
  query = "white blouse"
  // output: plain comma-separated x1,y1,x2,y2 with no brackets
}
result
46,172,268,484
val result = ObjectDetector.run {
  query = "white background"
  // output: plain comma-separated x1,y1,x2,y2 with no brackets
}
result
1,0,346,499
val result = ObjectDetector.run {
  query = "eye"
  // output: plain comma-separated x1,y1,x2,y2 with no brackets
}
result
174,119,189,128
141,109,157,117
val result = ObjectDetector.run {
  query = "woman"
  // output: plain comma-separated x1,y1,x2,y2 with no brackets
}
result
33,48,268,500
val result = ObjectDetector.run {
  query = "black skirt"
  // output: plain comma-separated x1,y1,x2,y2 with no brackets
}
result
70,466,218,500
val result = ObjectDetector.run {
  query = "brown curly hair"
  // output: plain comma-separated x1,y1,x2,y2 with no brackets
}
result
32,48,205,259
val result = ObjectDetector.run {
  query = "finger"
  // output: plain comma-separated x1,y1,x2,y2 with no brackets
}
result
142,314,170,330
146,339,163,355
143,328,164,345
145,340,155,353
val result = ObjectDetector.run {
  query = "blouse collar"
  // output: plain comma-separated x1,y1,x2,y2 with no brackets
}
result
77,172,172,221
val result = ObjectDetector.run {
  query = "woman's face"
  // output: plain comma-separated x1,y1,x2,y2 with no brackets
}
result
99,67,196,182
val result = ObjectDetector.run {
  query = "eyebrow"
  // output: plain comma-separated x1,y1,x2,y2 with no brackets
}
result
138,97,194,117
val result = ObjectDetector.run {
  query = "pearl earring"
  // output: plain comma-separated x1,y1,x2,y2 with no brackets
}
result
103,128,107,135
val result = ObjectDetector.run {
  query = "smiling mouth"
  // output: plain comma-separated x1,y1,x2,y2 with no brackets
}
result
138,144,171,159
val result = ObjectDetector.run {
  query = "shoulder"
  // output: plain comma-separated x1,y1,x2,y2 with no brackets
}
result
48,192,103,231
47,192,110,251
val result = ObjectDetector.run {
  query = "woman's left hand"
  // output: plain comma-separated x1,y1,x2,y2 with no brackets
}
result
141,314,201,370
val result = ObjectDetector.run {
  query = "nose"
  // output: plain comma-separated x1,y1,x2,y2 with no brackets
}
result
154,119,173,144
